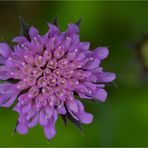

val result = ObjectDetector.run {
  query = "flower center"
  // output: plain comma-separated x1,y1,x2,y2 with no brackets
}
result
18,48,85,106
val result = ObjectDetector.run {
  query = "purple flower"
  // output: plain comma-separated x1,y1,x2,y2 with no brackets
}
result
0,18,115,140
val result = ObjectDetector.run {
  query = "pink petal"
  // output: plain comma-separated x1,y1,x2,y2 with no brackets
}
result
43,120,56,140
28,113,39,128
12,36,27,43
0,43,11,57
48,23,59,37
93,88,107,102
79,112,93,124
96,72,116,82
29,26,39,38
16,123,28,135
66,99,78,113
2,96,17,107
39,109,48,126
22,102,31,114
94,47,109,60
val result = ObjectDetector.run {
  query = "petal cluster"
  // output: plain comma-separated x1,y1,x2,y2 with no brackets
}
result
0,22,115,140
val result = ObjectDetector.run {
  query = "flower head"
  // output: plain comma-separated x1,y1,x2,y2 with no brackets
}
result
0,18,115,140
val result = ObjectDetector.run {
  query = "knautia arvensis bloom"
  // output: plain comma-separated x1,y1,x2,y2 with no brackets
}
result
0,17,115,140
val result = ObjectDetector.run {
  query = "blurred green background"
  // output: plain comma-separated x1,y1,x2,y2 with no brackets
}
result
0,1,148,147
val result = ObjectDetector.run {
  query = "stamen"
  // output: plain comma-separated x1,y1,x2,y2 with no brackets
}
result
16,81,28,90
43,68,52,78
37,77,47,87
66,37,71,40
10,72,14,76
33,37,37,41
22,64,33,74
47,59,57,69
48,95,56,106
69,97,73,100
70,79,79,86
35,55,46,67
24,54,35,65
33,67,42,78
43,50,52,61
74,70,86,80
90,57,94,61
58,59,68,69
53,68,61,77
36,104,40,108
25,75,36,86
54,47,65,59
88,90,92,94
55,87,64,97
57,77,67,87
21,62,26,66
62,69,73,78
28,86,39,98
74,49,78,52
42,86,53,95
21,44,25,48
48,76,57,87
8,57,12,61
56,99,63,108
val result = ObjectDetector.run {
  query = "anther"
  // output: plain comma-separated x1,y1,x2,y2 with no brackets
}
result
66,37,70,40
33,37,37,40
21,44,25,48
8,57,12,61
74,49,78,52
90,57,94,61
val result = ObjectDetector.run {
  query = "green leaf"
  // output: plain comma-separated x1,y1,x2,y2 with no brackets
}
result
13,120,18,133
61,115,67,126
65,105,84,133
7,79,19,84
18,15,30,41
52,16,58,26
75,18,82,27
